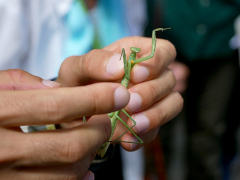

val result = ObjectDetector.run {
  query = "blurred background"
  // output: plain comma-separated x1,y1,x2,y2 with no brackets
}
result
0,0,239,179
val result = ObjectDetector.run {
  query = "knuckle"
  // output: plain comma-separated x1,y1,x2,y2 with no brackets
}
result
148,82,160,102
5,69,25,86
0,138,23,164
160,91,183,122
6,69,25,77
163,39,177,56
157,106,168,126
28,135,83,165
158,39,177,62
42,96,63,121
80,49,100,77
151,128,159,140
174,91,184,110
166,69,177,88
58,56,78,79
80,55,90,77
88,89,101,114
87,85,112,115
100,118,112,140
0,151,11,164
66,176,78,180
62,140,83,163
59,56,72,72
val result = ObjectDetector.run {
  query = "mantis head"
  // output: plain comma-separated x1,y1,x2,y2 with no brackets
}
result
130,47,141,53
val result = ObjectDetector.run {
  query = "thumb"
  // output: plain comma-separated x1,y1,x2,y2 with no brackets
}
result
0,69,61,90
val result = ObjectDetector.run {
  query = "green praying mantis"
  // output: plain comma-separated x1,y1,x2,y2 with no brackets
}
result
92,27,171,157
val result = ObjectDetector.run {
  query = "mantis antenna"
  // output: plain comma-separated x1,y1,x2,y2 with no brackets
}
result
136,19,150,48
124,14,136,47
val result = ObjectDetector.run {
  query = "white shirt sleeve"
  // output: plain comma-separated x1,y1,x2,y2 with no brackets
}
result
0,0,72,79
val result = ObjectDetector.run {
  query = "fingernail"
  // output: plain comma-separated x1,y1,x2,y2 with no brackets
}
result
132,114,150,134
82,171,95,180
132,65,149,83
126,93,142,112
114,86,130,110
42,80,61,87
128,135,138,150
106,54,124,76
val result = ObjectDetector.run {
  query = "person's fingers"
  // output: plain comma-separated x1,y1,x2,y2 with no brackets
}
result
117,91,183,151
15,158,94,180
0,69,61,90
2,115,111,167
120,128,159,151
108,69,176,147
57,37,176,86
126,69,176,113
132,91,183,134
57,51,124,87
137,128,159,146
0,83,129,127
104,37,177,83
82,171,95,180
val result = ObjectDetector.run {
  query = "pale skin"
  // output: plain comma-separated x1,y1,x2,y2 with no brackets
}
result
0,37,183,179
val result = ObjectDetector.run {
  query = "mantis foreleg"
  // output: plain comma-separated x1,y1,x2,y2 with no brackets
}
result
132,27,171,65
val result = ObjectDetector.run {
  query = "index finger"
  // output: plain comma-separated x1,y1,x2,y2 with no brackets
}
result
0,83,129,127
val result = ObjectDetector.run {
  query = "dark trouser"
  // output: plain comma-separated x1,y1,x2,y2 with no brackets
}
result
89,144,123,180
161,53,240,180
185,54,240,180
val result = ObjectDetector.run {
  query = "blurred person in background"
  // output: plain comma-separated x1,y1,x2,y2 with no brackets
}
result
146,0,240,179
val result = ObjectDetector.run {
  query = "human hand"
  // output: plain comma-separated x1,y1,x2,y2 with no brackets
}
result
0,69,130,179
57,36,183,151
168,61,190,93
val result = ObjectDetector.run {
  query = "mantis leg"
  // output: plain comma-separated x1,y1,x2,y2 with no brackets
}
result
109,109,143,144
133,28,171,64
83,116,86,123
121,48,128,75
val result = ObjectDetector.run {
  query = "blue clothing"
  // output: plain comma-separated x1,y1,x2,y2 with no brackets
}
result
161,0,240,61
63,0,129,59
